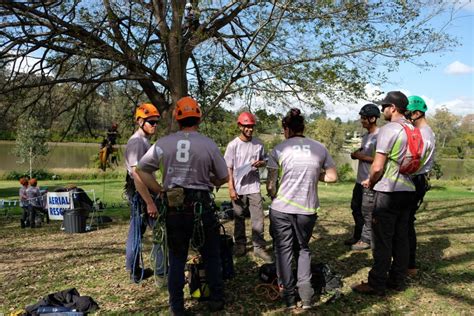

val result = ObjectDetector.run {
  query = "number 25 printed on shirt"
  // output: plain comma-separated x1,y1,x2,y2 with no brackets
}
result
292,145,311,157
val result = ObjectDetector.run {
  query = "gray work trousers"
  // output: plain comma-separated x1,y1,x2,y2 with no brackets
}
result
232,192,266,250
360,188,376,244
270,209,316,305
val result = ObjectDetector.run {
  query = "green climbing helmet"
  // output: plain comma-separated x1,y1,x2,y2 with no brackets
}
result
407,95,428,113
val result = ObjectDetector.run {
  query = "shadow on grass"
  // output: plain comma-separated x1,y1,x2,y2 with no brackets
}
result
416,237,474,306
416,201,474,225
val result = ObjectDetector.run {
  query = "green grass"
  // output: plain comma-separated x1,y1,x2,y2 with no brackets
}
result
0,179,473,314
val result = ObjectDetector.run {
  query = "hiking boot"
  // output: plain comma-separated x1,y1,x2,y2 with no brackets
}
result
284,296,296,309
407,268,418,278
208,299,225,312
302,302,313,310
351,240,371,251
344,237,358,246
253,248,273,263
234,244,246,257
130,268,154,284
169,307,192,316
351,282,385,296
386,279,407,292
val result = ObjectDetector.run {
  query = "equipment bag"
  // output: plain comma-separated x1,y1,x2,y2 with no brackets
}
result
397,122,424,175
310,263,343,294
186,225,234,300
258,262,278,284
257,262,342,294
186,256,210,301
220,224,235,280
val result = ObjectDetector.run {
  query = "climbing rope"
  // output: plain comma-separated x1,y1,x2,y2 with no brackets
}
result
254,278,281,301
131,193,145,282
190,201,205,251
151,199,169,286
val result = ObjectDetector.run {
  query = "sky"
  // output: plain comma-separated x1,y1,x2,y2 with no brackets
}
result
325,2,474,121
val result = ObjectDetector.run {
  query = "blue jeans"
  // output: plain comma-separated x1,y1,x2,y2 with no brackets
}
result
166,204,223,314
125,194,166,275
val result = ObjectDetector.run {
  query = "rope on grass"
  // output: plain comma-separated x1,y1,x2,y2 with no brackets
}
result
254,278,281,301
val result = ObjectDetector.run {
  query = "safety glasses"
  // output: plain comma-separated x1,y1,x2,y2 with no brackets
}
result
381,104,393,111
145,120,159,126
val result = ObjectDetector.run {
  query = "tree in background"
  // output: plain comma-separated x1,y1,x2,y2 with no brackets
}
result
306,117,345,157
13,117,50,178
0,1,461,129
430,107,459,148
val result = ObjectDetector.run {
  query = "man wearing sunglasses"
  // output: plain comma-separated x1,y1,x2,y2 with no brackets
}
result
352,91,416,296
124,103,165,284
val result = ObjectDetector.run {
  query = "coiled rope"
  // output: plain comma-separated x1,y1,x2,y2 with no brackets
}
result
131,193,145,282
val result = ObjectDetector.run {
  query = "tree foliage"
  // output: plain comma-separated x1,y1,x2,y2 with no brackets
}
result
0,0,459,129
430,107,459,149
13,117,50,177
306,117,345,156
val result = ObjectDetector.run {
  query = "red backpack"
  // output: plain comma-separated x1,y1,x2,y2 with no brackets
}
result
398,122,424,175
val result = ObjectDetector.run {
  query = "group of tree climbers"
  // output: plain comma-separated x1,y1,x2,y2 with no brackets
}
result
121,90,435,313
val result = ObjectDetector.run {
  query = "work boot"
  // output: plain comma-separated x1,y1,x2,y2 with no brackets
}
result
234,244,246,257
351,282,385,296
407,268,418,278
130,267,154,284
253,248,273,263
284,295,296,309
344,237,358,246
298,283,314,310
351,240,371,251
386,279,407,292
208,299,225,312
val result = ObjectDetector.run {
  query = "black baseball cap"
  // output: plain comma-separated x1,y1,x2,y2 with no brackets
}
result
375,91,408,110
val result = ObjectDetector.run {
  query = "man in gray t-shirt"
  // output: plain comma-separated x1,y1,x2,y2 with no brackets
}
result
124,102,163,284
406,96,436,276
267,108,337,309
346,104,380,250
352,91,416,296
135,96,228,314
224,112,271,262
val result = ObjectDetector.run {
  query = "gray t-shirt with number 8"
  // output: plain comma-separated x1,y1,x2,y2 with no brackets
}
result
138,130,228,191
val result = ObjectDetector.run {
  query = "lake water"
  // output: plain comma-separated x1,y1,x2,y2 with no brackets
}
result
0,141,471,179
0,141,104,170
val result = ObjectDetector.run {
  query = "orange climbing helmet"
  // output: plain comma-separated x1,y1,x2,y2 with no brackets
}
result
237,112,256,125
135,103,160,121
174,96,202,121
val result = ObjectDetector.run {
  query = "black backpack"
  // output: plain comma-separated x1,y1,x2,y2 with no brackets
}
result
257,262,343,294
310,263,343,294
